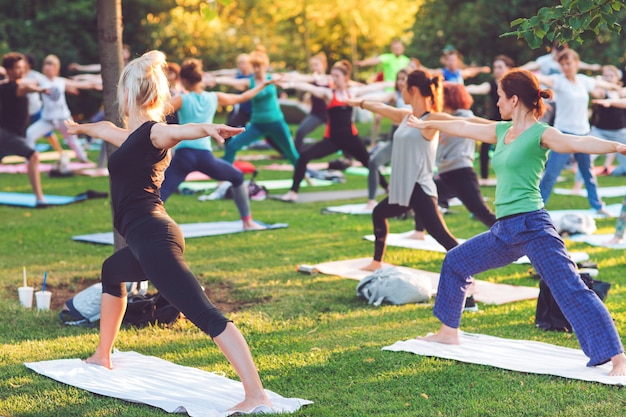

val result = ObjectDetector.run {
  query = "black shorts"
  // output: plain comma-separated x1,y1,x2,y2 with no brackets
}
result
0,127,35,161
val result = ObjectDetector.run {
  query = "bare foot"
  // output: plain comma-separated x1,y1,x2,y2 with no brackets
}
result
605,236,623,245
227,398,273,415
365,200,377,210
407,230,425,240
596,207,612,217
281,191,298,202
608,353,626,376
84,352,112,370
417,325,460,345
360,260,383,271
571,181,583,195
243,220,266,231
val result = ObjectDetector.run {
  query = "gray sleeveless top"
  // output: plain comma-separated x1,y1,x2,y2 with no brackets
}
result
389,113,438,206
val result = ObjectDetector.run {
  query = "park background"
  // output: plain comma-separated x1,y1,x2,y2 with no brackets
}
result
1,1,626,416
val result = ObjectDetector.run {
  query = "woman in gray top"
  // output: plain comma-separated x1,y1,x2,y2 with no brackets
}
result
430,83,496,227
347,69,459,272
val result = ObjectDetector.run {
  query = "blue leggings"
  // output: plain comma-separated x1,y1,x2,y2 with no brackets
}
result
434,209,623,366
160,148,250,219
222,120,299,166
539,150,603,210
102,213,231,338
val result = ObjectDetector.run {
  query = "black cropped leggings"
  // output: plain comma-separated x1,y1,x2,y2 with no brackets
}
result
372,183,458,261
290,134,372,192
101,213,230,338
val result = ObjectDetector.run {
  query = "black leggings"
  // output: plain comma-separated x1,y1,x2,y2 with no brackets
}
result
434,167,496,228
102,213,230,338
479,142,491,179
372,183,458,261
290,134,371,192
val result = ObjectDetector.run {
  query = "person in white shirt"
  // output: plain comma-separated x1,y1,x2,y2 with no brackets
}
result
26,55,100,164
536,49,620,214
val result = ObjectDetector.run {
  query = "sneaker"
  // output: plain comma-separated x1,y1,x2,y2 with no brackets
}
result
463,295,479,312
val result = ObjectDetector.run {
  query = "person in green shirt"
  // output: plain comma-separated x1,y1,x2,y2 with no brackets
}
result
407,68,626,377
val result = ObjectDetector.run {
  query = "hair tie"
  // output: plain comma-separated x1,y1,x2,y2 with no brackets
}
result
537,89,542,99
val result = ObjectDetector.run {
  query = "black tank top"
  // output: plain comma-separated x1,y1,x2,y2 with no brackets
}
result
591,94,626,130
488,79,502,121
325,91,357,139
108,121,170,235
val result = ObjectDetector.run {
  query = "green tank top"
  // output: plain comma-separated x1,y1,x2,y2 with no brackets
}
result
250,76,283,123
492,121,550,219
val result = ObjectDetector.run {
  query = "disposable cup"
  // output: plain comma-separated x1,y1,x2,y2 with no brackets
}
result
18,286,34,308
35,290,52,311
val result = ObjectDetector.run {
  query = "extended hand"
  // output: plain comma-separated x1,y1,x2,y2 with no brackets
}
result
64,119,80,135
616,143,626,155
406,115,426,129
205,124,245,144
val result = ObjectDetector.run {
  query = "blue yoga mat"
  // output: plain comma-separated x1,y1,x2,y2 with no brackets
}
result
73,220,288,245
0,192,88,208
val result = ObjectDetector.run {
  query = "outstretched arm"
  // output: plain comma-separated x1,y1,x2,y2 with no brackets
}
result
534,74,554,88
68,63,102,73
464,82,491,95
64,120,129,147
213,76,251,91
216,79,275,106
64,77,102,92
460,66,491,80
347,98,411,125
356,56,382,67
406,116,498,144
351,81,394,97
592,97,626,109
541,126,626,154
279,81,332,101
150,123,245,149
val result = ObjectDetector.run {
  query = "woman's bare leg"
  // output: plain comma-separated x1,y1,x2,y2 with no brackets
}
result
214,323,272,412
85,293,127,369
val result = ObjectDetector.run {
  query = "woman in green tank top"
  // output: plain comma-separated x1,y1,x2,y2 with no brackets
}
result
407,68,626,376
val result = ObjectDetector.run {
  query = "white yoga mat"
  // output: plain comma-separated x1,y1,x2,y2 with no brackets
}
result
363,233,466,254
322,203,373,215
73,221,288,245
383,332,626,386
179,178,334,193
311,258,539,305
25,350,312,416
554,186,626,198
568,233,626,249
364,230,589,266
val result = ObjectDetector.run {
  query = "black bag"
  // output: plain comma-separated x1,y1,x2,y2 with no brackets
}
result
535,273,610,332
122,293,181,327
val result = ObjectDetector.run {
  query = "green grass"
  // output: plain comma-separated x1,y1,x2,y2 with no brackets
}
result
1,117,625,416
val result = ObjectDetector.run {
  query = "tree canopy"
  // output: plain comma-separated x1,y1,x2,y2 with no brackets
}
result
1,0,624,80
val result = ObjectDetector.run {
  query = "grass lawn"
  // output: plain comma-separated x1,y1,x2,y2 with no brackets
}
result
1,116,625,417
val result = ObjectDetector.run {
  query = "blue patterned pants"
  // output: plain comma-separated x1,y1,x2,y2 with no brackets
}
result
433,209,624,366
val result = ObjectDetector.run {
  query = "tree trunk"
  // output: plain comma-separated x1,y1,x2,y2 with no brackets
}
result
97,0,126,251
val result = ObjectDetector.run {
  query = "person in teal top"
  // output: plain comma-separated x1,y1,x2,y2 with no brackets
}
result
160,58,272,230
407,68,626,376
215,46,299,166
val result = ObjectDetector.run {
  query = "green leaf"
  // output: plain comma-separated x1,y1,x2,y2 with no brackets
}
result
602,11,618,26
510,17,527,27
580,29,599,41
578,0,594,12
